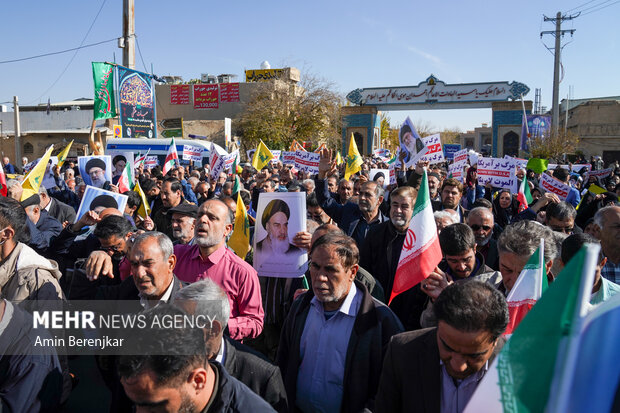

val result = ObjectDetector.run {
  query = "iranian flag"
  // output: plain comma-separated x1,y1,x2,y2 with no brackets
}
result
464,243,601,413
163,138,178,175
117,161,135,193
389,170,442,304
0,163,7,197
134,149,150,169
517,175,533,213
504,239,548,335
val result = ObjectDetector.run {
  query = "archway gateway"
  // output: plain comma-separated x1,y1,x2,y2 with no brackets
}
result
341,75,531,157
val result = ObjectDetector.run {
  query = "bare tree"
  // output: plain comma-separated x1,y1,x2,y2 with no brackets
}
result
235,73,343,153
527,129,579,160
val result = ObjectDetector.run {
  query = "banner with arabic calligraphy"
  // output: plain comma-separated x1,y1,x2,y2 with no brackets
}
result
194,84,219,109
170,85,190,105
245,69,285,82
220,83,240,102
92,62,117,120
477,157,517,192
420,134,445,164
118,66,155,138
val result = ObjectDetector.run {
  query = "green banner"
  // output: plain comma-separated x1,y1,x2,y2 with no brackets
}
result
92,62,117,120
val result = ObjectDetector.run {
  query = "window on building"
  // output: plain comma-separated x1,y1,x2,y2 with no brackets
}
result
24,142,33,154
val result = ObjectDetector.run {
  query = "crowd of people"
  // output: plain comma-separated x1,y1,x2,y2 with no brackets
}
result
0,148,619,413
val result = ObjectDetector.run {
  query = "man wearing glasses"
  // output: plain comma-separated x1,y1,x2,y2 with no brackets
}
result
306,193,333,225
545,201,581,235
467,207,499,271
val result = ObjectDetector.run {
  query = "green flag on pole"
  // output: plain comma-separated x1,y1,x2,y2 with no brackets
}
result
92,62,117,120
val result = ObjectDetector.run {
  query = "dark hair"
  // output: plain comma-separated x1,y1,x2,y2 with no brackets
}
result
306,192,320,208
125,191,142,210
163,177,182,193
441,178,464,194
94,215,133,240
472,197,493,209
310,232,359,268
434,281,509,340
546,201,576,221
553,168,570,182
561,233,603,264
140,179,157,193
117,304,206,386
439,223,476,256
0,197,30,243
112,155,127,166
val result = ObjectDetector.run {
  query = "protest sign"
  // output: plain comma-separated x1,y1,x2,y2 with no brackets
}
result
504,155,528,170
294,150,320,174
373,148,391,162
388,165,398,186
253,192,308,278
144,156,158,169
182,145,203,162
400,117,429,168
75,186,128,223
540,172,570,200
270,150,282,165
210,154,226,180
449,162,466,182
370,169,390,188
585,167,613,181
420,133,444,164
453,149,468,165
282,151,296,165
547,163,570,171
477,157,517,191
571,164,592,173
443,144,461,160
246,149,256,161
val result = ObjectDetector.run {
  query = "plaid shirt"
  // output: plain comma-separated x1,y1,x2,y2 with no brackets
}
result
601,260,620,284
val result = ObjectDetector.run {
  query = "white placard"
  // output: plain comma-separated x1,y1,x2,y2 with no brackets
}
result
182,145,203,162
270,150,282,165
282,151,296,165
477,157,517,192
540,172,570,200
369,169,390,188
75,186,128,223
294,150,320,174
420,133,444,164
144,156,158,169
400,116,429,168
453,149,468,165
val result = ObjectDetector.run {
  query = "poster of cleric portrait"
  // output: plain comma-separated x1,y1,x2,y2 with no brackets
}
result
399,116,429,168
75,186,128,223
118,66,156,139
107,151,135,184
253,192,308,278
78,155,112,188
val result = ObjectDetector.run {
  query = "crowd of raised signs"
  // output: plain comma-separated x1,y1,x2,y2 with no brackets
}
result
0,148,619,413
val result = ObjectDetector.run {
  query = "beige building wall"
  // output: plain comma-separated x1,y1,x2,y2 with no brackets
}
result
562,99,620,160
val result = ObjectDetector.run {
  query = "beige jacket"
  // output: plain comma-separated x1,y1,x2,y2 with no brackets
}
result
0,242,64,302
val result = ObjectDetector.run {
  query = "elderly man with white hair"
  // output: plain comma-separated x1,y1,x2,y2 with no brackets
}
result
434,210,458,233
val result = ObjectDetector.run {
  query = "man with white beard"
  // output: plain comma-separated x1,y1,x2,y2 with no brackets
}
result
256,199,302,260
467,207,499,271
85,158,109,188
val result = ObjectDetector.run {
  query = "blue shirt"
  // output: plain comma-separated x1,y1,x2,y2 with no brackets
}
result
296,283,362,413
601,260,620,285
565,186,581,208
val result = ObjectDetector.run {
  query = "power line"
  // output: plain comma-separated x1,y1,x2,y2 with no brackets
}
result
0,38,117,65
29,0,109,104
135,36,149,73
573,0,613,13
565,0,597,12
581,0,620,15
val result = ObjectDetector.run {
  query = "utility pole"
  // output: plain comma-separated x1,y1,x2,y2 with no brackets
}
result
13,96,21,162
122,0,135,69
541,11,577,137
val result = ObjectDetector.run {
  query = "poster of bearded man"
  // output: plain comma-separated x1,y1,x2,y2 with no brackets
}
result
253,192,308,278
78,155,112,189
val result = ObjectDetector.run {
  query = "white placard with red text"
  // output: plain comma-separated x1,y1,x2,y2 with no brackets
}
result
294,151,320,174
540,172,570,200
420,134,445,164
477,157,517,192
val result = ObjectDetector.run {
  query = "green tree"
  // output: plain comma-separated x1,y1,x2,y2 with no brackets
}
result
236,73,343,154
527,129,579,160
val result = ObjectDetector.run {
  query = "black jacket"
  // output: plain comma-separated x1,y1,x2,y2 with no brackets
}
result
47,197,77,224
277,280,404,413
203,362,276,412
375,328,505,413
0,302,63,413
223,336,288,412
359,220,428,329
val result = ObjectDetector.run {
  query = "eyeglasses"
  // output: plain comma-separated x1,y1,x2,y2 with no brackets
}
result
102,244,123,254
470,224,492,231
550,225,574,234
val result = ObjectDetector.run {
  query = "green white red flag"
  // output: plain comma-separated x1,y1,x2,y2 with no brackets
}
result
389,170,442,304
504,239,548,335
464,243,600,413
163,138,178,175
117,161,135,193
0,163,7,197
517,175,533,213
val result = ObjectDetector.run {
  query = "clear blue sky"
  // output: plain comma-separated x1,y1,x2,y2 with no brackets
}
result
1,0,618,133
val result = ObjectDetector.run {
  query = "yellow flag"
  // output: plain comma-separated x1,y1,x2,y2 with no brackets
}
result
344,134,363,180
588,184,607,195
56,140,74,168
133,180,151,219
228,191,251,258
251,140,274,171
21,145,54,201
335,151,343,165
